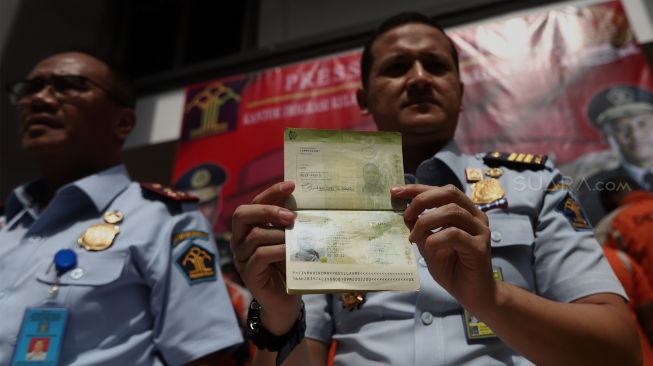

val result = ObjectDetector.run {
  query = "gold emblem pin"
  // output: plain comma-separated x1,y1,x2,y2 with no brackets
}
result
471,179,505,205
465,168,483,182
78,223,119,251
103,210,124,224
340,292,366,311
485,168,503,178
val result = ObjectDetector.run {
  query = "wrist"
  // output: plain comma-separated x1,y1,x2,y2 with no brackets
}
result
259,298,302,335
473,280,510,321
247,298,306,365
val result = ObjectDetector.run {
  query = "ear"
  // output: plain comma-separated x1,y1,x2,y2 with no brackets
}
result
356,88,370,115
115,108,136,143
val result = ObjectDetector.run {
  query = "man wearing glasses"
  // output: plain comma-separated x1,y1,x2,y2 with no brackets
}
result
0,52,242,365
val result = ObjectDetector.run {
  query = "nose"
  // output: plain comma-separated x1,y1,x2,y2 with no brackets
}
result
20,84,59,111
406,61,431,91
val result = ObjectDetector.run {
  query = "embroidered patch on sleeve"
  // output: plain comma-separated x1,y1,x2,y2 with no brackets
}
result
555,193,592,231
546,176,571,193
175,243,217,285
171,230,209,247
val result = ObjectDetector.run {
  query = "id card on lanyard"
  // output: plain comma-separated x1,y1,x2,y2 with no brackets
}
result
463,267,503,341
10,249,76,366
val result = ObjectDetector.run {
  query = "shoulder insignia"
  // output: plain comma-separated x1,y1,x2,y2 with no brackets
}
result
555,193,592,231
140,182,199,202
175,242,217,285
483,151,548,170
171,230,209,247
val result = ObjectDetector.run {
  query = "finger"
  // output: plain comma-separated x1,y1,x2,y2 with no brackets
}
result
273,261,286,277
418,227,488,265
392,184,486,224
231,203,295,245
235,226,286,263
245,244,287,281
252,181,295,206
410,203,488,244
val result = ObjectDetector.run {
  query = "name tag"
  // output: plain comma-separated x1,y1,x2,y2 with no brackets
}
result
11,306,68,366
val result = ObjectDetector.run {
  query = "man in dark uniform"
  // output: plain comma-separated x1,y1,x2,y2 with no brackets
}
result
573,85,653,225
174,163,227,229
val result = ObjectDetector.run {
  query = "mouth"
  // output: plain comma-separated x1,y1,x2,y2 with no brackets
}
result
22,114,63,133
402,96,440,109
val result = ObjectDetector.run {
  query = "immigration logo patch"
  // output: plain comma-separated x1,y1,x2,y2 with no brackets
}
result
175,243,217,285
555,193,592,231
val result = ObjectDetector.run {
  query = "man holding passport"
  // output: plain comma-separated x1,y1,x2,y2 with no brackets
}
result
231,12,640,365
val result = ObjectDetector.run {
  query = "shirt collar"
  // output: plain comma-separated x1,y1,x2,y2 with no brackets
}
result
432,140,468,186
73,164,131,212
4,164,131,222
412,140,467,190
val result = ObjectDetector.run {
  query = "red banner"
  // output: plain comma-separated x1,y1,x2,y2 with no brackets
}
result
173,1,653,233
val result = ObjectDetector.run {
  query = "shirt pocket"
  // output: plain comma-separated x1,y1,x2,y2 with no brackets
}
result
487,214,536,292
332,291,389,334
36,250,127,287
35,251,130,347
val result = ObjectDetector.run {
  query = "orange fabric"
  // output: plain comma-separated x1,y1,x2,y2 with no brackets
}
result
605,191,653,287
223,276,254,366
328,341,337,366
603,247,653,365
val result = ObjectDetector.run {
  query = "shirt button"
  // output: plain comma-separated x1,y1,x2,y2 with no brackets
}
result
491,231,502,242
418,258,427,267
69,268,85,280
421,311,434,325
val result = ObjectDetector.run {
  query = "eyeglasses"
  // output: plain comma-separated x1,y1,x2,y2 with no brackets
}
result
4,74,131,107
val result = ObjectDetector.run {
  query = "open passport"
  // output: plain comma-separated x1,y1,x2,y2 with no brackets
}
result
284,128,420,294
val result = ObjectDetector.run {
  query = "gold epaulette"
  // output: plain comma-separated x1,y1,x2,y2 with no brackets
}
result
483,151,548,170
140,182,199,202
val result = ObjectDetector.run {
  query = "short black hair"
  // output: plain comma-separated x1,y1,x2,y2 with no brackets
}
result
83,50,136,108
360,12,459,89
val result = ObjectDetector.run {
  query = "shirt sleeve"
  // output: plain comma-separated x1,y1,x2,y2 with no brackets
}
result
533,169,627,303
148,209,243,365
304,294,334,344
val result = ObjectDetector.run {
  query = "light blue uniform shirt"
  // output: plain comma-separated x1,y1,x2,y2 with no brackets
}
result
0,165,242,366
304,141,625,365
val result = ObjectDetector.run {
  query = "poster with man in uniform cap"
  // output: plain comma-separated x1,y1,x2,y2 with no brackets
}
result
560,85,653,225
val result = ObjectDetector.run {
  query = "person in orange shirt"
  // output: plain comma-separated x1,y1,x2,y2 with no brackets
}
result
602,246,653,364
598,183,653,287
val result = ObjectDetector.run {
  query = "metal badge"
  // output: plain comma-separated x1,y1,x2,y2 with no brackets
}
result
485,168,503,178
103,210,124,224
465,168,483,182
340,292,366,311
470,179,505,205
78,223,119,251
